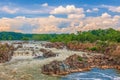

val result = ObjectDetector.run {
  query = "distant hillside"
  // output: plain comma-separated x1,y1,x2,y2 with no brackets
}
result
0,32,32,40
0,32,57,41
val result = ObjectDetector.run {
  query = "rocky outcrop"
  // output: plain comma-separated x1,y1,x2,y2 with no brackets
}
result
42,54,120,76
40,48,57,58
43,42,65,49
42,54,90,75
0,43,14,63
66,42,95,52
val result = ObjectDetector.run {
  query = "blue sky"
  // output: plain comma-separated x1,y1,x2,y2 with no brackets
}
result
1,0,120,6
0,0,120,17
0,0,120,33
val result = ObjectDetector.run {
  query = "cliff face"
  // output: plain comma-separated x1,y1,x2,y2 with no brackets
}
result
42,54,120,76
0,43,14,63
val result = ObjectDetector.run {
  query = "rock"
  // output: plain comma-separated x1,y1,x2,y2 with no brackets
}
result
66,42,95,51
42,54,89,75
40,48,57,58
0,43,14,63
42,54,120,76
43,42,65,49
40,48,48,53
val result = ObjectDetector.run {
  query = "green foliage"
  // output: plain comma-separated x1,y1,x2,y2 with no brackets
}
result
0,32,32,40
50,28,120,43
78,56,83,61
22,37,29,40
0,28,120,43
89,46,98,51
32,34,57,41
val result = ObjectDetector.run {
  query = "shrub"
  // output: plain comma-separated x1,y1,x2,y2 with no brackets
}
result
78,56,83,61
89,46,98,51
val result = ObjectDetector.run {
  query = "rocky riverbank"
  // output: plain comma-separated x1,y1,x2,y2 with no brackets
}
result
42,54,120,76
0,41,120,80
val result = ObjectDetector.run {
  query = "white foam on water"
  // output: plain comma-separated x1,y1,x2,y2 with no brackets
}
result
67,77,102,80
113,77,120,80
12,56,33,59
64,71,120,80
90,72,113,79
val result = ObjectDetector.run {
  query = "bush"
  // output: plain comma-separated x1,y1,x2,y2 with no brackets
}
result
78,56,83,61
89,46,98,51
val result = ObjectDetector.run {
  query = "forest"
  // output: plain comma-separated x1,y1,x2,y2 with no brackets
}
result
0,28,120,43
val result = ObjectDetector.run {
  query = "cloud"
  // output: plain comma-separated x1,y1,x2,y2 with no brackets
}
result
50,5,85,20
0,23,10,31
86,8,99,13
48,15,56,18
101,12,111,18
0,16,70,33
50,5,84,14
0,13,120,33
68,14,85,19
78,13,119,31
41,3,48,7
93,8,99,11
0,6,19,14
0,4,54,14
86,9,92,13
32,16,70,33
102,5,120,13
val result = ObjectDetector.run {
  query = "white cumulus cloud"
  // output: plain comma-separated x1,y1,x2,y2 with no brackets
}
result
68,14,85,19
101,12,111,18
50,5,84,14
0,13,120,33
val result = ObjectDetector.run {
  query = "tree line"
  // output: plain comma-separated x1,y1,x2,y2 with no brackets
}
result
0,28,120,43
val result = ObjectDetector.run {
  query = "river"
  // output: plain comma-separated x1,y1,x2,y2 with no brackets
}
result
61,68,120,80
0,41,120,80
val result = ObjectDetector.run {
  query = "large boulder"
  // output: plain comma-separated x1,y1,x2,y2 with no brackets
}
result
40,48,57,58
42,54,90,75
0,43,14,63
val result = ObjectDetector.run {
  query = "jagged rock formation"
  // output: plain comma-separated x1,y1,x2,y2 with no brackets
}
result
0,43,14,63
40,48,57,58
43,42,65,49
42,54,120,76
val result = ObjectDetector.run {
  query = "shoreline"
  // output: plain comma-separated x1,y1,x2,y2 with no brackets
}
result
42,65,120,76
42,54,120,76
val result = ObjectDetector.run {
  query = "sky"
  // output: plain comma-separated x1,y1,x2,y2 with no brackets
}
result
0,0,120,33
